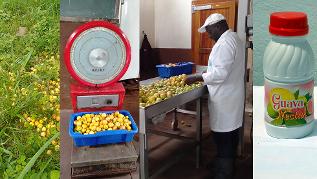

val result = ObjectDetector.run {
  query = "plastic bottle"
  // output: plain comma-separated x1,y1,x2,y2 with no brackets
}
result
263,12,315,138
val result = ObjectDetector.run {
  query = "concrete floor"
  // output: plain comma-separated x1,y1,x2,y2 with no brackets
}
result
61,82,252,179
143,100,252,179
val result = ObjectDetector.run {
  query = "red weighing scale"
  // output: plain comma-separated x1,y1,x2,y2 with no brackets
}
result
64,19,137,179
64,21,131,112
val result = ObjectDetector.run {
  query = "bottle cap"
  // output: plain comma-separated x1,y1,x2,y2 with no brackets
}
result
269,12,308,36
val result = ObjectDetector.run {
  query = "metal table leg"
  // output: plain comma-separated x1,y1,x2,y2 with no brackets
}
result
140,109,149,179
196,98,202,168
171,108,178,130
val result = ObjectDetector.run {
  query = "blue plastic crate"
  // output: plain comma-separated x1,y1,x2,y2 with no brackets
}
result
69,110,138,147
156,62,194,78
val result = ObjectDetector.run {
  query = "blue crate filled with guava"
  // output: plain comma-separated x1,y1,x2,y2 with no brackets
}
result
69,110,138,147
156,62,194,78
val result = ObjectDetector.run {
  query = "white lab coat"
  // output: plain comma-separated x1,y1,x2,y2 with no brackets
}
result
202,29,245,132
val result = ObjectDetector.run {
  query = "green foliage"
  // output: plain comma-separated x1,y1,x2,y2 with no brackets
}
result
294,90,299,100
0,0,60,178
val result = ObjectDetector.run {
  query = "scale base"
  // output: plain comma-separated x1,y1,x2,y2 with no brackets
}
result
70,82,125,112
265,120,315,139
71,142,137,178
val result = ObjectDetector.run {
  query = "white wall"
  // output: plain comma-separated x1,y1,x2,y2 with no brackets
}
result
140,0,155,47
140,0,192,49
120,0,140,79
154,0,192,49
236,0,248,45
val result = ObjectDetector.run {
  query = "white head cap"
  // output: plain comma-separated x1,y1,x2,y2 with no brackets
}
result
198,13,226,33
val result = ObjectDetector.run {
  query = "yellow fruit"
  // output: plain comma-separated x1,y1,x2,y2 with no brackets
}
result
112,118,117,123
47,150,52,155
76,121,82,126
298,96,307,103
74,112,131,133
38,123,43,128
40,132,46,137
115,122,121,127
55,145,60,151
91,126,96,131
139,74,203,107
270,88,294,102
108,122,114,128
160,93,166,99
77,126,82,131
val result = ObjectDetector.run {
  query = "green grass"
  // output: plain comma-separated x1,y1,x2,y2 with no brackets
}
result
0,0,60,178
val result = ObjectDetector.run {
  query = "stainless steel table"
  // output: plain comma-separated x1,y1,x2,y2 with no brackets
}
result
139,77,208,179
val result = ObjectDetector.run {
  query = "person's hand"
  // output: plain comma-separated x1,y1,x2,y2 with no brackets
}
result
185,74,202,85
184,75,196,85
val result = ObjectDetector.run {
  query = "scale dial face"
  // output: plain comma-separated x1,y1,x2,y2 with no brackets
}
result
64,21,131,87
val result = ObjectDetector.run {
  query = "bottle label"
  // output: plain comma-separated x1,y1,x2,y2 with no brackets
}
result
264,79,314,127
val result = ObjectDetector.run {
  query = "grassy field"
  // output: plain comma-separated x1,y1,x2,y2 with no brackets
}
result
0,0,60,178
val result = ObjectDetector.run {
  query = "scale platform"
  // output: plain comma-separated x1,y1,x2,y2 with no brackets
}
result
71,142,138,178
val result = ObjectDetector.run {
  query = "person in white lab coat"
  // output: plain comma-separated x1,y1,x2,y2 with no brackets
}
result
185,13,245,179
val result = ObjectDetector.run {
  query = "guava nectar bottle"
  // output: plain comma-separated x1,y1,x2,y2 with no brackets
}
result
263,12,315,138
